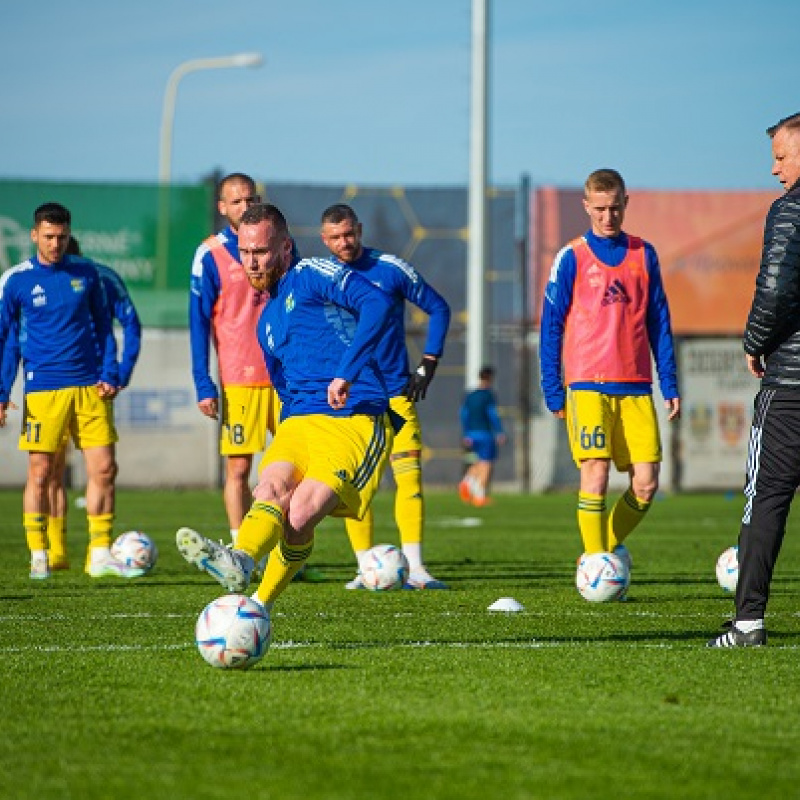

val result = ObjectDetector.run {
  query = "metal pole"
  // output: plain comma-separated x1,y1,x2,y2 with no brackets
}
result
466,0,488,390
515,174,531,492
156,53,263,289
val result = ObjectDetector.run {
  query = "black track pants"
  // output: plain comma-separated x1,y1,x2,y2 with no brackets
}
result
736,387,800,620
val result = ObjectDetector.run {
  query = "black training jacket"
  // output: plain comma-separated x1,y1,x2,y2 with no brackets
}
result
744,178,800,387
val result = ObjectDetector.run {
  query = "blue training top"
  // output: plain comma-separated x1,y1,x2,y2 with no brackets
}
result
539,230,679,414
257,257,393,419
0,255,118,401
0,260,141,394
328,247,450,396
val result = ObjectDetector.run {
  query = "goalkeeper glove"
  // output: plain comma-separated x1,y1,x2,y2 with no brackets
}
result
403,356,438,402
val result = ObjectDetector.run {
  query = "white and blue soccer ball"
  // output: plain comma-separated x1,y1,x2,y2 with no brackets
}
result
715,545,739,592
576,551,629,602
111,530,158,571
195,594,271,670
361,544,410,592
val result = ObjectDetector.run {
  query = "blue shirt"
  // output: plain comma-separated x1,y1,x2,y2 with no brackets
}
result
0,255,118,401
461,387,503,436
188,226,237,402
539,230,679,414
258,258,393,418
328,247,450,396
0,260,141,394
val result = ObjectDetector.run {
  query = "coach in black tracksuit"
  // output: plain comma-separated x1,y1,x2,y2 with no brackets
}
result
709,112,800,648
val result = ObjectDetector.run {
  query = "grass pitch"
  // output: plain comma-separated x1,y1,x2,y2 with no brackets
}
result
0,488,798,800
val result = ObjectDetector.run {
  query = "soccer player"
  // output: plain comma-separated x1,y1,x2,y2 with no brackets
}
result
539,169,680,576
1,235,142,571
320,203,451,590
189,173,280,547
176,203,395,611
0,203,143,579
459,365,506,506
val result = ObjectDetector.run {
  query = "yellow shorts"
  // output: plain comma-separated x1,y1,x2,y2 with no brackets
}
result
258,413,393,520
220,386,281,456
566,390,661,470
20,387,117,452
389,395,422,458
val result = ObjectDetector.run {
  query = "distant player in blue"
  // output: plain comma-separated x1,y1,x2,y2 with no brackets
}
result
320,203,451,590
177,203,395,612
0,203,144,580
460,366,506,506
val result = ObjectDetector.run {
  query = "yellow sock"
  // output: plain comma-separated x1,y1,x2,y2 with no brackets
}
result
87,513,114,550
236,502,285,561
47,516,67,557
393,458,423,545
254,537,314,604
345,508,374,553
607,490,651,550
577,492,606,553
24,512,48,553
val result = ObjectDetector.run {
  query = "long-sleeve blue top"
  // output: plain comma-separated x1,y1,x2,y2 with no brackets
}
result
95,263,141,387
188,225,236,402
0,260,141,395
0,255,118,402
257,257,393,418
460,387,504,436
539,230,679,414
328,247,450,396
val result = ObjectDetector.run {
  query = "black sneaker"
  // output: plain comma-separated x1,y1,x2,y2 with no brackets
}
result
707,625,767,648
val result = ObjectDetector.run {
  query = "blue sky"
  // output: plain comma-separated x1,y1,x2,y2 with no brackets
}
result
0,0,797,190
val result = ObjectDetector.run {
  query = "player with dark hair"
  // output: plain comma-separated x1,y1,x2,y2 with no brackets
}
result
0,234,142,570
176,203,395,611
0,203,142,579
320,203,451,590
459,365,506,506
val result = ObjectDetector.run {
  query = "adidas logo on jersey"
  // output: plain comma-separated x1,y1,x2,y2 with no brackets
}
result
32,284,46,306
601,279,631,306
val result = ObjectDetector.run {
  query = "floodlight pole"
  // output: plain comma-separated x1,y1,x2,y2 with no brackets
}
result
156,53,263,289
466,0,488,390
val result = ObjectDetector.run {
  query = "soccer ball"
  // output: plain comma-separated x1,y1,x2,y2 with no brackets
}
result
715,545,739,592
361,544,410,592
576,552,629,602
195,594,271,670
111,530,158,571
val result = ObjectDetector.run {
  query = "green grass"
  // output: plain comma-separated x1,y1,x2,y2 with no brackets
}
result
1,489,799,800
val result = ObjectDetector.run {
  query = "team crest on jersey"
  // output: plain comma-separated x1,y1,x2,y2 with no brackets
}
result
70,278,86,293
285,292,295,313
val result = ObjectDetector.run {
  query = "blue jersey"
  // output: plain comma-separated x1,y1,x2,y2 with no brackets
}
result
329,247,450,396
0,260,141,395
257,257,393,418
461,387,503,436
539,230,678,414
0,255,118,401
95,263,141,387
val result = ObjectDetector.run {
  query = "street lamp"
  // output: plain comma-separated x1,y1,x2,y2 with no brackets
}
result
158,52,263,184
156,53,263,294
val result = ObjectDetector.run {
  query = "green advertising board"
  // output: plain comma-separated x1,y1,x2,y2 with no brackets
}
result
0,180,213,327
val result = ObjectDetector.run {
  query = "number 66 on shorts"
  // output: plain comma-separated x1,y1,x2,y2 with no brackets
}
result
565,390,661,469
